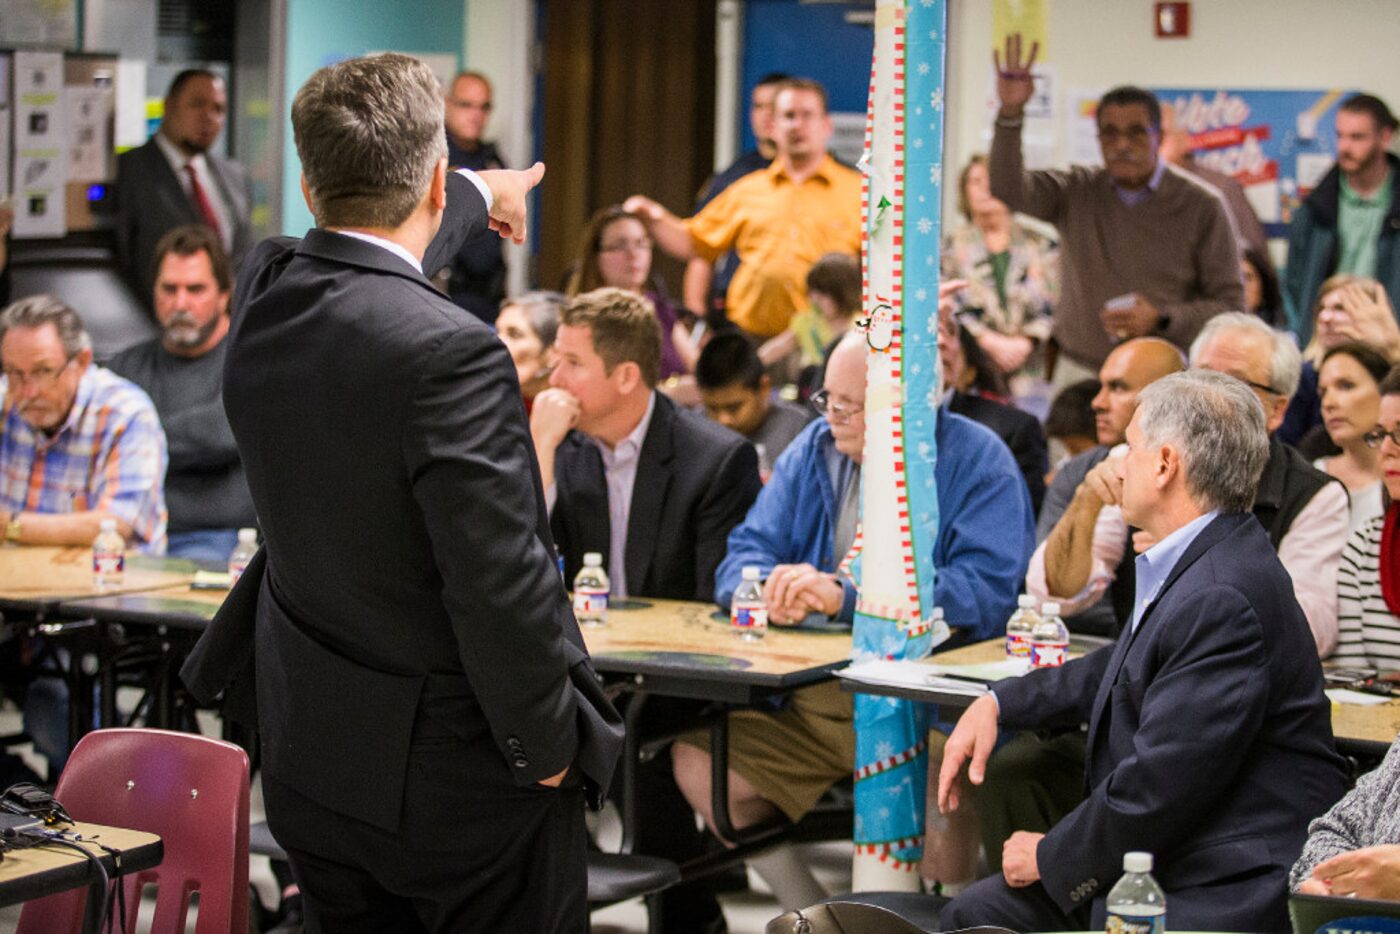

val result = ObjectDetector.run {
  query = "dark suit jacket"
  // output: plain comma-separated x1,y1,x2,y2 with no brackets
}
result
551,393,761,603
947,390,1048,515
994,513,1346,930
181,172,622,836
114,137,253,301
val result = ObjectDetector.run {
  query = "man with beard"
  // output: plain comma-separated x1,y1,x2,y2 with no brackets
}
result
1285,93,1400,343
116,69,252,305
107,225,253,563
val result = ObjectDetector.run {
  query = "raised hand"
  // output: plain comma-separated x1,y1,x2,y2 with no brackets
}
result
993,32,1039,118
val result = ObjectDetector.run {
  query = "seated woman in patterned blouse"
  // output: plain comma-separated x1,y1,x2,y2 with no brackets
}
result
1291,735,1400,900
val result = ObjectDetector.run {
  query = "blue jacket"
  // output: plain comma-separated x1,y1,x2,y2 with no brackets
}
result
715,409,1034,642
1283,153,1400,344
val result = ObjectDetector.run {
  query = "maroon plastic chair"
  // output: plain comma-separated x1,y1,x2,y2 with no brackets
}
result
17,727,250,934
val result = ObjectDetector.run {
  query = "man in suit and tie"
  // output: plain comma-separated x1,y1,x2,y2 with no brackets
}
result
115,69,253,304
188,53,622,931
936,369,1347,931
531,286,762,603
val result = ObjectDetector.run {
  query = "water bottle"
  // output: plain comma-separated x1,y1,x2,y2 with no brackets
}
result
1030,601,1070,668
730,565,768,641
227,528,258,586
1105,851,1166,933
572,552,610,627
92,519,126,592
1005,594,1039,659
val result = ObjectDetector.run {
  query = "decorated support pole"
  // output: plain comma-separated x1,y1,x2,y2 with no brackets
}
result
849,0,949,891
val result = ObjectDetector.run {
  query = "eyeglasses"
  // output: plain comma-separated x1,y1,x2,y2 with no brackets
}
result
1241,377,1282,397
3,357,74,390
810,389,864,423
1364,426,1400,449
598,238,651,255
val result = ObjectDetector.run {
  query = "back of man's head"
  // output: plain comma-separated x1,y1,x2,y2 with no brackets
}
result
1135,369,1269,514
292,53,447,229
151,224,233,297
777,77,830,114
561,288,662,389
806,253,862,318
1339,93,1399,133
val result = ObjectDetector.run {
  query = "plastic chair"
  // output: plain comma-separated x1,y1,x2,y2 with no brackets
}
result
17,727,250,934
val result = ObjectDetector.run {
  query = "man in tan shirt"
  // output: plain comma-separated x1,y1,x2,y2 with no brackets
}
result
991,35,1242,384
625,78,861,338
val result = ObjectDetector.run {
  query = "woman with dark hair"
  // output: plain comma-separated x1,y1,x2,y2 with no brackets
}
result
941,154,1058,413
1240,246,1283,327
1313,342,1390,531
1333,364,1400,668
567,205,694,380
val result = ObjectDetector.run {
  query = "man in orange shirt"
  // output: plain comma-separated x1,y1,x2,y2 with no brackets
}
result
625,78,861,338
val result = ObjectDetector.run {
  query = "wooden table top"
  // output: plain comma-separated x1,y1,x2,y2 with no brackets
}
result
583,597,851,700
0,545,198,614
855,638,1400,752
0,821,163,908
60,583,227,630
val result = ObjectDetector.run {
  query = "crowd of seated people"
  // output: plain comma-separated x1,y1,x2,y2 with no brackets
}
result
8,52,1400,933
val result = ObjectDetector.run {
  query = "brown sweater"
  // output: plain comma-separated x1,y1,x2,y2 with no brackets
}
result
990,122,1244,369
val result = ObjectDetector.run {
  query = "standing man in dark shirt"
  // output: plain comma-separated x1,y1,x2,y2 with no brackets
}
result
107,225,254,564
442,70,507,324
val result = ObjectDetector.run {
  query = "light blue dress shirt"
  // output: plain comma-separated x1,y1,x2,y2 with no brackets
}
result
1130,510,1219,634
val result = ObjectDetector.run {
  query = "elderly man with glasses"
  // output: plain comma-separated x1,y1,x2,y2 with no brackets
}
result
0,294,167,553
667,325,1034,909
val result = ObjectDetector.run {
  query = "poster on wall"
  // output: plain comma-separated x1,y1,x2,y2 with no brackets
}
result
1069,86,1353,227
12,50,68,239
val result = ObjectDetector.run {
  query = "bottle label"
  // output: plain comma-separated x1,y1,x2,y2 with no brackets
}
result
573,589,608,616
1030,640,1068,668
1006,632,1029,658
1105,913,1164,934
93,551,124,577
731,604,768,630
229,561,249,587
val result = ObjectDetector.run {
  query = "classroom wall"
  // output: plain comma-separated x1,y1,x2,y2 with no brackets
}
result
280,0,468,235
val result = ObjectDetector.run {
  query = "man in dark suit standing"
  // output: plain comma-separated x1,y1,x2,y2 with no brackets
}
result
114,70,253,305
204,54,621,932
531,287,762,603
937,370,1347,931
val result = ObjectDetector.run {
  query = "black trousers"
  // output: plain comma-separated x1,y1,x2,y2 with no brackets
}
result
263,735,587,934
939,875,1091,931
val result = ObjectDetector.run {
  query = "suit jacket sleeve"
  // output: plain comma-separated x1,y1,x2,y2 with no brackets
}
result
994,641,1114,733
422,171,492,279
1034,585,1272,913
402,324,580,786
692,439,762,604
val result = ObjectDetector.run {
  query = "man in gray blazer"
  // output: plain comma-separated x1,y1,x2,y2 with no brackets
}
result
114,70,252,305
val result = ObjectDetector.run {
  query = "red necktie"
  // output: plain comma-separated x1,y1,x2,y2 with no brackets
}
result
185,163,223,242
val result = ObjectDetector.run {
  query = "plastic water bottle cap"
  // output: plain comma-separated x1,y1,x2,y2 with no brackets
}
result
1123,851,1152,873
1018,594,1036,609
1041,601,1061,617
237,528,257,543
931,606,944,620
99,518,117,532
741,566,761,580
583,553,603,566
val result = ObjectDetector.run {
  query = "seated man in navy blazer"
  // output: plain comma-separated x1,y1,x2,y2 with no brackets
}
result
531,287,762,603
937,369,1347,931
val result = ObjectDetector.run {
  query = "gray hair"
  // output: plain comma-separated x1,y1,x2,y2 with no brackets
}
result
0,294,92,357
502,291,565,349
291,53,448,229
1189,311,1302,400
1135,369,1269,514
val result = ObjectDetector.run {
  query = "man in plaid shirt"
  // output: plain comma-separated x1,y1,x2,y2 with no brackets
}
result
0,295,168,554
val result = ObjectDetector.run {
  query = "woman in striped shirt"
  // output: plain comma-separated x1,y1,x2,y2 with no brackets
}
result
1334,364,1400,667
